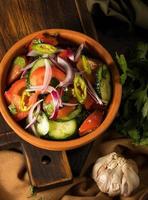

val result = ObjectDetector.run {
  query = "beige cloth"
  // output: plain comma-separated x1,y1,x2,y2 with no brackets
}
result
0,133,148,200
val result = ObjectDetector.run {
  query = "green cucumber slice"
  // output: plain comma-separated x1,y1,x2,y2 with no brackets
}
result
48,119,77,140
96,64,112,105
35,112,49,136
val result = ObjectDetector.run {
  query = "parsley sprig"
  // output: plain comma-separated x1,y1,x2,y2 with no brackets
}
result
115,42,148,145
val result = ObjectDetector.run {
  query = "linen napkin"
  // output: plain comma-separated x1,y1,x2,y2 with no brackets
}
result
87,0,148,30
0,131,148,200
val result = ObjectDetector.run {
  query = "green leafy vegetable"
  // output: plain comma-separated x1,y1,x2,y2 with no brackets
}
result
115,53,128,85
115,42,148,145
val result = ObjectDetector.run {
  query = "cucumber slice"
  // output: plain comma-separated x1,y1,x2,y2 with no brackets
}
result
35,112,49,136
58,105,82,121
96,64,112,105
30,58,45,73
48,119,77,140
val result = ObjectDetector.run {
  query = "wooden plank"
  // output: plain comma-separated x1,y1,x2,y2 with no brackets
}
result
75,0,99,40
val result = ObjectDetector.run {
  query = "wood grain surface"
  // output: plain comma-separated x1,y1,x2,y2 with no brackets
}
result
0,0,95,188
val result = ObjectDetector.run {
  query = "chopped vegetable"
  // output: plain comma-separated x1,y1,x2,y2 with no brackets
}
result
48,119,77,140
20,91,32,111
72,74,87,104
8,104,17,115
81,55,91,74
95,64,111,105
31,43,58,55
8,56,27,85
79,110,104,136
84,93,96,110
35,112,49,136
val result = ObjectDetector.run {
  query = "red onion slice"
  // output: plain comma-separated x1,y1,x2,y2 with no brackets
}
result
49,90,59,119
86,78,103,105
49,57,65,72
26,85,44,92
48,86,63,107
21,60,37,78
74,43,85,62
25,99,43,129
68,50,75,61
57,56,74,87
26,59,52,92
62,102,78,106
27,50,40,57
41,59,52,93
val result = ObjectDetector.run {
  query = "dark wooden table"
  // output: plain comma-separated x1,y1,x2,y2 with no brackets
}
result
0,0,98,189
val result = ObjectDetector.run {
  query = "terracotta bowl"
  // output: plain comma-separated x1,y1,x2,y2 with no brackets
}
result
0,29,122,151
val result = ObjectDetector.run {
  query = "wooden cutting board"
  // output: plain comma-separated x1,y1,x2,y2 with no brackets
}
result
0,0,97,189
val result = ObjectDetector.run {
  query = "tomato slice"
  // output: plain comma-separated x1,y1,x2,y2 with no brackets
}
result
52,65,65,82
58,49,72,59
57,106,75,119
44,93,76,119
29,65,65,86
79,110,104,136
12,93,38,121
30,67,45,86
5,79,26,104
4,79,38,121
8,56,27,85
84,94,96,110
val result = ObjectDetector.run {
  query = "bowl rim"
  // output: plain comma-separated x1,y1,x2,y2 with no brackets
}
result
0,29,122,151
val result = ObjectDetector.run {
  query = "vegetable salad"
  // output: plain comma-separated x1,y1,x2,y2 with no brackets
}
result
4,33,112,140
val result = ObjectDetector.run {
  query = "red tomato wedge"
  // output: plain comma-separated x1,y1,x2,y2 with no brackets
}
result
57,106,75,119
30,67,45,86
44,93,52,104
58,49,72,59
84,94,96,110
7,56,27,85
5,79,26,104
4,79,38,121
79,110,104,136
52,65,66,82
44,93,76,119
29,65,65,86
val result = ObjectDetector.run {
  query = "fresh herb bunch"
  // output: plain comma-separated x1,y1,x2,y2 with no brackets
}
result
115,42,148,145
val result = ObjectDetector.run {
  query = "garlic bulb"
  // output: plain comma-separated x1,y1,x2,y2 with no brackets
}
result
92,152,140,197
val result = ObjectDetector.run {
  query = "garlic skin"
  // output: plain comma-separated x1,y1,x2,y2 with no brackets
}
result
92,152,140,197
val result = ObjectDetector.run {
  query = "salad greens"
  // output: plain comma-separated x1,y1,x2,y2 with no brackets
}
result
115,42,148,145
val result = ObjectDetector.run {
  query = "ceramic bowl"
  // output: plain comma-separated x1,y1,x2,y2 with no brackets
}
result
0,29,122,150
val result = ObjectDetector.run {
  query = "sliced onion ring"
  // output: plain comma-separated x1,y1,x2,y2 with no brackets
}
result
49,57,65,72
50,90,59,119
21,59,37,78
86,78,103,105
27,50,40,57
74,43,85,62
57,56,74,87
62,102,78,106
25,99,43,129
41,59,52,93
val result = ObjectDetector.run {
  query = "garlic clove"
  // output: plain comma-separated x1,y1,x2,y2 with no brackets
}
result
92,152,140,197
